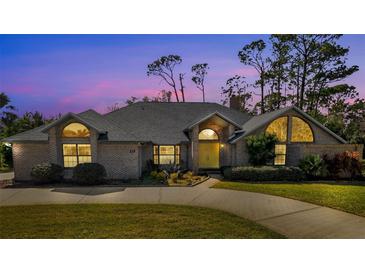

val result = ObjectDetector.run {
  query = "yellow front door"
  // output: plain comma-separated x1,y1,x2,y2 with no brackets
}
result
198,142,220,169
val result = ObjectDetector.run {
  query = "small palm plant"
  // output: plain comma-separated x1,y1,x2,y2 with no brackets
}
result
299,155,328,179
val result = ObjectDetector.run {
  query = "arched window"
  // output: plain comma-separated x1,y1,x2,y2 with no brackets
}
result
291,117,314,142
265,117,288,142
62,123,90,138
199,129,218,140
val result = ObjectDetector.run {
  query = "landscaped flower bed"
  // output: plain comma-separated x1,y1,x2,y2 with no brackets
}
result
149,170,208,186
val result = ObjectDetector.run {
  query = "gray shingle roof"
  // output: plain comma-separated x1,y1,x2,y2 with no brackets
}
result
2,124,49,142
4,103,344,144
105,102,251,144
3,102,250,144
78,109,138,141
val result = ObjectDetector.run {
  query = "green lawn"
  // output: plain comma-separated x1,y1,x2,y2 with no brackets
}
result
213,181,365,217
0,204,284,239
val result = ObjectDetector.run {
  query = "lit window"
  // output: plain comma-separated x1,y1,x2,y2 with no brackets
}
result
266,117,288,142
199,129,218,140
62,123,90,138
274,144,286,165
153,145,180,165
291,117,314,142
63,144,91,168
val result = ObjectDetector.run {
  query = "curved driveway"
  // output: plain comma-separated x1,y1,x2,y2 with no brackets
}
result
1,178,365,239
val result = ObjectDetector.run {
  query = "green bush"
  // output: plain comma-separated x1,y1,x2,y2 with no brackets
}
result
223,166,305,181
31,162,63,183
323,152,362,179
72,163,106,185
0,143,13,168
246,133,278,166
299,155,328,179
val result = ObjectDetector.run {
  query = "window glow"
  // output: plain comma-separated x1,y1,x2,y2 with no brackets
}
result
199,129,218,140
291,117,314,142
63,144,91,168
266,117,288,142
62,123,90,138
274,144,286,165
153,145,180,165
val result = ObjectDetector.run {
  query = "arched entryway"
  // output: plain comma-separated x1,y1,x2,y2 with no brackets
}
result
198,129,219,169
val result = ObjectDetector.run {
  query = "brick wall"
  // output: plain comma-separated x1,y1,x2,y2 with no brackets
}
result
302,144,363,159
13,143,50,181
286,143,363,166
97,143,140,179
234,139,249,166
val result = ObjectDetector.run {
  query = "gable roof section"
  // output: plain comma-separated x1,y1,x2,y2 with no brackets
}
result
184,111,243,130
229,106,346,144
41,111,106,133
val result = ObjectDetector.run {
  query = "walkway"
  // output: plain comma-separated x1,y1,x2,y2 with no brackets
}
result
1,178,365,238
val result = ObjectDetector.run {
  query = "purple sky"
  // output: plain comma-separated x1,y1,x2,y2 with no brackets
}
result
0,34,364,116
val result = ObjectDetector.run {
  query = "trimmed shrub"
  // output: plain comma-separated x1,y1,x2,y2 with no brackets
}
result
246,133,278,166
72,163,106,185
31,162,63,183
299,155,328,179
223,166,305,181
323,152,362,179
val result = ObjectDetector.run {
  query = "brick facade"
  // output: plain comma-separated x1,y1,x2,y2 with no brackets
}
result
97,143,140,179
11,108,362,181
13,143,50,181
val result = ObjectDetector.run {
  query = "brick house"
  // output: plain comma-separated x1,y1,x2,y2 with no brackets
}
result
4,101,363,181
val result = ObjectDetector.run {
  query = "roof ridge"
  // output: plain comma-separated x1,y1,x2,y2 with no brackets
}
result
78,109,100,115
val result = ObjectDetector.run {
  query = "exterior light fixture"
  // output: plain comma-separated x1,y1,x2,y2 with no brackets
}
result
220,144,224,148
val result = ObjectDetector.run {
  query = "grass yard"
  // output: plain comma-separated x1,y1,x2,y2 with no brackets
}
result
213,181,365,217
0,204,284,239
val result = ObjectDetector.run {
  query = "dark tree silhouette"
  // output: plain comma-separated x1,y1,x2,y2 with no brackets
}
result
147,55,186,102
238,40,269,114
191,63,209,102
221,75,253,112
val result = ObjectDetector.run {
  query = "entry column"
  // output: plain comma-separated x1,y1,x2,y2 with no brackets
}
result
191,125,199,175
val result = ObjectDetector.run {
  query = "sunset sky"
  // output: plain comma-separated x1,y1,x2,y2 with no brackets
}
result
1,34,364,116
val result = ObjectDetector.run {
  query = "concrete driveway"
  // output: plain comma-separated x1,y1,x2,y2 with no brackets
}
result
1,178,365,239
